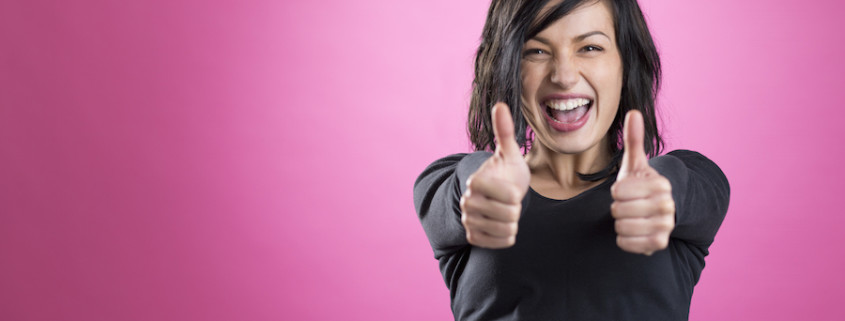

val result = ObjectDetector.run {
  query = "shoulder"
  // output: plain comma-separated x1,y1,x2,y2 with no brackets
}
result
417,151,493,178
414,151,493,190
413,151,494,216
652,150,727,180
650,149,730,198
664,150,725,172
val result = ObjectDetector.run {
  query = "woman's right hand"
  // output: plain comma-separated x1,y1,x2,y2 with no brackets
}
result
460,103,531,249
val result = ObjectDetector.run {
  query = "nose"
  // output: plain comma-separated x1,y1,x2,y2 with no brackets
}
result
550,56,579,89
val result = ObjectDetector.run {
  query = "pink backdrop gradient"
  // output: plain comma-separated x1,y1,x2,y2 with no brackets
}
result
1,0,843,320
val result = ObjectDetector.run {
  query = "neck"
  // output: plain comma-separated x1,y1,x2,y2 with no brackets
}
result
525,139,612,191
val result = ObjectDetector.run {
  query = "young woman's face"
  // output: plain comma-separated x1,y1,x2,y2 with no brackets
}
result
521,0,622,156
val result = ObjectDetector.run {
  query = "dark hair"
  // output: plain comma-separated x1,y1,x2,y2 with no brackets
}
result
468,0,663,179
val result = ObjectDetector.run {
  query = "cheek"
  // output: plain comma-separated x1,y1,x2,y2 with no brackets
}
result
520,75,535,98
594,61,623,105
518,68,543,131
520,63,546,96
588,60,623,129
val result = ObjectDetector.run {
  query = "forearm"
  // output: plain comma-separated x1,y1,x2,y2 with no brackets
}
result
413,152,492,258
651,150,730,249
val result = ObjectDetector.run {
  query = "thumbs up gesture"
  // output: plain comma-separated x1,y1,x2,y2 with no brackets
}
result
460,103,531,249
611,110,675,255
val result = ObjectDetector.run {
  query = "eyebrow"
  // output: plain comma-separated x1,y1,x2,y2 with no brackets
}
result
530,30,610,44
575,31,610,42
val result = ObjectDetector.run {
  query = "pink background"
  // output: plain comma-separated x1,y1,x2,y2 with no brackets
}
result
1,0,843,320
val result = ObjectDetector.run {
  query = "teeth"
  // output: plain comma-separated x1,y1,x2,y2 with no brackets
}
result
546,98,592,111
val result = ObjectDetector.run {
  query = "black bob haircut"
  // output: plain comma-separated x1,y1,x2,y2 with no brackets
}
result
468,0,663,180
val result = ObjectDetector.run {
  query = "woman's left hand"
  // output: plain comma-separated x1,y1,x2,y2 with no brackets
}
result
610,110,675,256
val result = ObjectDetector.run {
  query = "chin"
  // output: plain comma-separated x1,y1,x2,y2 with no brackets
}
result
546,140,597,155
544,124,602,155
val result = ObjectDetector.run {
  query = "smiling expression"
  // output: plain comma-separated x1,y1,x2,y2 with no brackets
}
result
521,0,623,156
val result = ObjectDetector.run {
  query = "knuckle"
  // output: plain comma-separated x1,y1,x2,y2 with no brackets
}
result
658,177,672,192
467,231,482,246
508,222,519,236
617,237,636,253
467,174,483,191
464,198,486,216
660,199,675,214
610,183,620,198
508,186,522,204
651,221,665,232
463,198,479,213
461,214,480,231
613,204,633,220
509,206,521,222
659,218,674,231
651,235,669,249
466,176,476,190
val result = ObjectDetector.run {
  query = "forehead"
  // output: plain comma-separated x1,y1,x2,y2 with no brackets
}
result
532,0,614,38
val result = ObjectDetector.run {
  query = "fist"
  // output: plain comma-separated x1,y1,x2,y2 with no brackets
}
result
611,110,675,255
460,103,530,249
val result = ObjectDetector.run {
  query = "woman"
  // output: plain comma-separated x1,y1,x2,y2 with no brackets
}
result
413,0,730,319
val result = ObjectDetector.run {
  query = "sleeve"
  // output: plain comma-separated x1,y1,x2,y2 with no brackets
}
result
413,151,493,259
649,150,730,249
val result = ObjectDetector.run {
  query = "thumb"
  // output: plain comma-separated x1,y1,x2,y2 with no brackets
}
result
492,102,522,159
620,110,649,175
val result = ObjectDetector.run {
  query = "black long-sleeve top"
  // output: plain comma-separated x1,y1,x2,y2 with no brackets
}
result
413,150,730,320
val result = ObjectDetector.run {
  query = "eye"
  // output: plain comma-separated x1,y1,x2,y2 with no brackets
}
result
580,45,604,53
523,48,548,56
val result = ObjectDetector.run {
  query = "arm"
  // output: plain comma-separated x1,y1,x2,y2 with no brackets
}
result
413,152,492,259
415,103,529,257
650,150,730,249
611,111,730,255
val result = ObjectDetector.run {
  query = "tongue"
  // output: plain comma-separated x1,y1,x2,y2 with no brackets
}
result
550,105,588,123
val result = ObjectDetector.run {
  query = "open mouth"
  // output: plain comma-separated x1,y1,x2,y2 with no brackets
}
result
544,98,592,124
